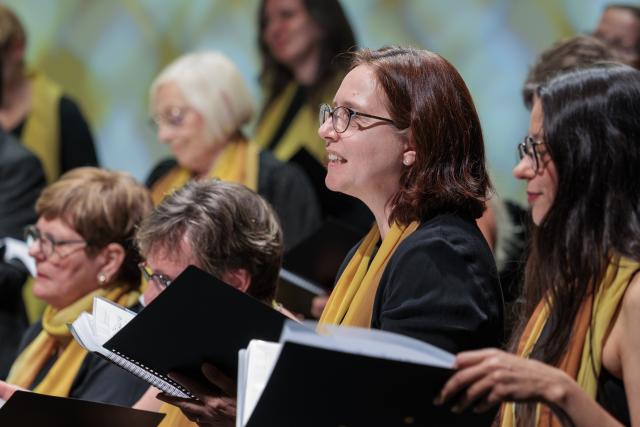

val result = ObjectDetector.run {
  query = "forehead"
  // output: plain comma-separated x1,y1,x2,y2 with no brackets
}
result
265,0,305,13
334,65,384,110
153,82,188,108
146,236,196,274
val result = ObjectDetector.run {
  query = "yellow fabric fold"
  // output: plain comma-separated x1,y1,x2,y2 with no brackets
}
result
158,405,196,427
254,77,341,164
150,138,260,205
500,258,639,427
319,221,419,327
22,71,63,184
7,283,140,397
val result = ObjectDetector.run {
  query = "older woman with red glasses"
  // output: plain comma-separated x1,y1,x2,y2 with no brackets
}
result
0,167,151,406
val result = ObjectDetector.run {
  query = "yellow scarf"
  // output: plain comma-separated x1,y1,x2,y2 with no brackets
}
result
150,138,260,205
7,283,140,397
254,77,341,164
22,71,63,184
158,405,196,427
500,258,639,427
319,221,419,327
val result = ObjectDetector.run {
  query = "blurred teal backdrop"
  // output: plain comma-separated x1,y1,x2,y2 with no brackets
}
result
4,0,629,202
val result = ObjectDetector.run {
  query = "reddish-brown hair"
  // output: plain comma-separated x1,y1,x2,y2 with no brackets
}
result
352,46,491,224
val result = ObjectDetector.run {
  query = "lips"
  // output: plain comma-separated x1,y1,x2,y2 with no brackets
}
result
527,191,541,203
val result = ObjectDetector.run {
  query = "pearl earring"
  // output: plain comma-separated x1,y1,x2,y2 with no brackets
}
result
98,273,107,286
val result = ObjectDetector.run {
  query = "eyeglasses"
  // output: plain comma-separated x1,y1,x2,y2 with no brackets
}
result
319,103,395,133
149,106,192,130
24,225,87,258
517,135,546,173
138,262,173,289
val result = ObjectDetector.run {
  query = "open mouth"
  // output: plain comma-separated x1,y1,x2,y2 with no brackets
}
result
327,153,347,164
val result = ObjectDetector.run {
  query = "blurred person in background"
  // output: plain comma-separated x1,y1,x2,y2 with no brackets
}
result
0,167,151,406
254,0,372,231
594,4,640,68
146,50,320,250
0,5,97,184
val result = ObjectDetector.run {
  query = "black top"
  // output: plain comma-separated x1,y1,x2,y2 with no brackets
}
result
597,367,630,425
338,212,505,354
0,130,45,379
16,319,149,407
11,95,99,173
146,150,322,250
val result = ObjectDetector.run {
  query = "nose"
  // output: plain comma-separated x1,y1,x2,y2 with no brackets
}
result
156,122,175,144
318,116,337,145
27,237,45,261
513,156,535,180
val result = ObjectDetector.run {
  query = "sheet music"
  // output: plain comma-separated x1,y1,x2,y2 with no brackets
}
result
92,297,135,343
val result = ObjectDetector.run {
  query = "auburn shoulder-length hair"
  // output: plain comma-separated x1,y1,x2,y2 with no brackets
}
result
351,46,491,224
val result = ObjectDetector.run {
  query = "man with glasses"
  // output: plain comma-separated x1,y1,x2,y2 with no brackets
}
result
132,179,285,426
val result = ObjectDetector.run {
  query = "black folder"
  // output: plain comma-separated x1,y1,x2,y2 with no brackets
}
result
104,266,288,395
0,391,164,427
246,343,495,427
277,218,364,316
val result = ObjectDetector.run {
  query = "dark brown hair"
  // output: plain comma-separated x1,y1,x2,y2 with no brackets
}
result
257,0,356,109
351,46,490,224
522,35,621,109
36,167,152,287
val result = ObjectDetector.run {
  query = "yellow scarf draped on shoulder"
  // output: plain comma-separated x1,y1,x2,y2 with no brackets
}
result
150,138,260,205
22,71,63,184
500,257,640,427
254,76,342,164
7,283,140,397
319,221,419,327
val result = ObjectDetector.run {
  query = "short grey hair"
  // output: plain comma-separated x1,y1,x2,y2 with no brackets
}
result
136,180,283,302
150,50,254,146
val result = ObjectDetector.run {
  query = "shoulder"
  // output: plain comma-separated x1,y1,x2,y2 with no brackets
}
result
619,269,640,326
145,157,178,188
391,213,494,269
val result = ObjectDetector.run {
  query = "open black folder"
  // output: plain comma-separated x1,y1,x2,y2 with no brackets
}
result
103,266,288,397
237,322,495,427
0,391,164,427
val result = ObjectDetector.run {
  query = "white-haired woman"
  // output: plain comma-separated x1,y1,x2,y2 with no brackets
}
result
146,51,320,249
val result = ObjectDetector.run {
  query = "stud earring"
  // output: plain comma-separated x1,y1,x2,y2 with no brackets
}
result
403,158,410,166
98,273,107,286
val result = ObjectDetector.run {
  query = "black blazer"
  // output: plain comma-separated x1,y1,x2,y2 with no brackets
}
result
339,212,505,354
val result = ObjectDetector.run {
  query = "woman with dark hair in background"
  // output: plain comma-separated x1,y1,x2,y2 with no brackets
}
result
438,64,640,426
254,0,371,229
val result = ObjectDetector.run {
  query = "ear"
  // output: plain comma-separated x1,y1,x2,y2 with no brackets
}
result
221,268,252,294
402,149,416,167
96,243,126,284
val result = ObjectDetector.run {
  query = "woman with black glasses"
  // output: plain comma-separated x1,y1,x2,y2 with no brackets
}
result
438,64,640,426
0,167,151,406
317,45,504,368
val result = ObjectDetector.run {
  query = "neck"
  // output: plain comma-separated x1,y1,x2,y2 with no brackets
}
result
290,48,321,86
193,133,242,180
1,71,28,109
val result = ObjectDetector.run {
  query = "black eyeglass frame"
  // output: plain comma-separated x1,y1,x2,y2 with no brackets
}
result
24,225,88,258
517,135,546,173
319,103,395,133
